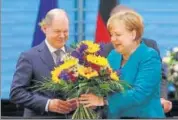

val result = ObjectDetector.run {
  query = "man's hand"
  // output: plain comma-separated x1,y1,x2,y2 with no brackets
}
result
48,99,73,114
161,98,172,113
67,98,79,111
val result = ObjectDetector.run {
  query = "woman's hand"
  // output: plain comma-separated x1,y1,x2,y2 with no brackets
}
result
67,98,79,111
79,93,105,108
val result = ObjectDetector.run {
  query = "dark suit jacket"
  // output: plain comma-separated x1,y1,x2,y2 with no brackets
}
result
101,38,168,99
10,41,73,118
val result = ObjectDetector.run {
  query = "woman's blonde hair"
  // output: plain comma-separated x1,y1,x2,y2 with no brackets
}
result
107,11,144,40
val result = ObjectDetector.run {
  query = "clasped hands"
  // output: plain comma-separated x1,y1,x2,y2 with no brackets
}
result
48,95,172,114
48,94,104,114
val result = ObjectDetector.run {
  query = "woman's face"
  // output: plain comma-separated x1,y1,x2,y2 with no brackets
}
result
109,21,136,54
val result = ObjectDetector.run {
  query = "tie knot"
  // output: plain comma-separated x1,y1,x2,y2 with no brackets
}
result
54,49,65,65
54,49,63,56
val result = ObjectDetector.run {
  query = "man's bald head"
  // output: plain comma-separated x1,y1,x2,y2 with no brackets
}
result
110,5,135,16
40,9,69,49
40,9,69,26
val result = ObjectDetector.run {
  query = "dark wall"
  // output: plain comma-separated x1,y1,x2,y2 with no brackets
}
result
1,99,24,116
1,99,178,117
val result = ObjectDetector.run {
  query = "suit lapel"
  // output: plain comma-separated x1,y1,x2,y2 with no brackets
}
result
38,41,55,71
38,42,73,70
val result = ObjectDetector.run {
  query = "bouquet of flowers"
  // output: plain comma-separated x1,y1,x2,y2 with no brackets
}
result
33,40,129,119
163,47,178,98
163,47,178,85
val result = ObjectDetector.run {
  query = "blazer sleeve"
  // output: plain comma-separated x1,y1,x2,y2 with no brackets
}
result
107,50,161,114
10,52,48,113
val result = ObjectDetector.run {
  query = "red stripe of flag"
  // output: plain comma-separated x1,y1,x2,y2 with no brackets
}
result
95,0,118,43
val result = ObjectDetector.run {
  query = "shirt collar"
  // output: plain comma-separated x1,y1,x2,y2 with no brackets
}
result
45,39,65,54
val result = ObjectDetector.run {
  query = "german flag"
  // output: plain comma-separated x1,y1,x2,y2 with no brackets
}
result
95,0,118,43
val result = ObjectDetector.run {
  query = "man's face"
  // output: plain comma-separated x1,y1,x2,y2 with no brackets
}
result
45,17,69,49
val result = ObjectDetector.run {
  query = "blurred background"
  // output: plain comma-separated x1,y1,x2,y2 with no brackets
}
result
1,0,178,118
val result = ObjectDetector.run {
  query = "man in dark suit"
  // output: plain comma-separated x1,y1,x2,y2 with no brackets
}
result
10,9,77,118
101,5,172,113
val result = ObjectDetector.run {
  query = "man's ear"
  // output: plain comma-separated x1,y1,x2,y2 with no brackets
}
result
41,25,47,34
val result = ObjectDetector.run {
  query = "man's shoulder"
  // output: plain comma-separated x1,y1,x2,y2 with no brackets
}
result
142,38,160,55
142,38,157,46
101,43,114,57
20,42,44,58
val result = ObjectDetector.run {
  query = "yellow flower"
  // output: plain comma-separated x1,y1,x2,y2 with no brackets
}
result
110,71,119,81
81,40,100,53
51,57,78,83
51,67,61,83
78,66,98,79
61,58,78,70
86,54,109,67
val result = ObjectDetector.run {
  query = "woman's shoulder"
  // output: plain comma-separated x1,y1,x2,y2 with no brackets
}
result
139,43,160,61
107,49,121,59
107,50,122,70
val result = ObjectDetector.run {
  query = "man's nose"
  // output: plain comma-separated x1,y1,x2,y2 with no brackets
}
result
59,32,65,38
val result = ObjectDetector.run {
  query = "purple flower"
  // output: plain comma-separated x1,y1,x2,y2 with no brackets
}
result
116,69,122,77
96,43,104,56
71,51,80,58
85,62,90,67
56,60,64,66
99,43,104,51
78,44,88,53
71,51,84,64
59,70,70,81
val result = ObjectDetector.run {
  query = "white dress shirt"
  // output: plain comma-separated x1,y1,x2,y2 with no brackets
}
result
44,39,66,112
